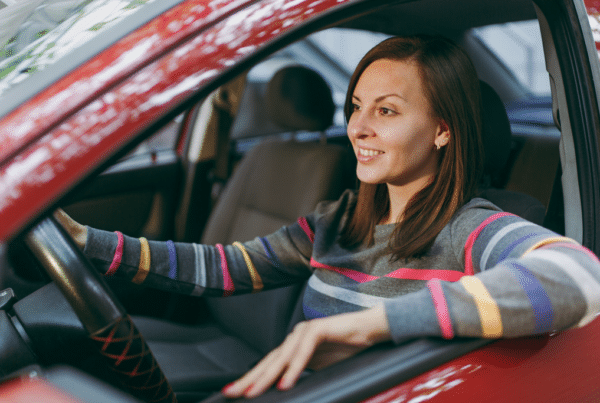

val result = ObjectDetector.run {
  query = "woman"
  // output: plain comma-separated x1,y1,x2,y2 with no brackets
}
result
57,35,600,399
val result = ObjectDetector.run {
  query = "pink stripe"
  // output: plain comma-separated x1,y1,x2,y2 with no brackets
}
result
105,231,124,277
297,217,315,243
427,279,454,339
216,244,234,297
310,258,379,283
386,268,465,282
464,212,513,275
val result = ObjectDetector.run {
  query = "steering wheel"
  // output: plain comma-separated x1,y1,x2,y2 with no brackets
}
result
25,217,177,403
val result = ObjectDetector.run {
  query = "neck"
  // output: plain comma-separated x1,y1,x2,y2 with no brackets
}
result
382,176,433,225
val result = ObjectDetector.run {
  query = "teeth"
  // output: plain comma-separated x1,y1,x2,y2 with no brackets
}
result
359,148,383,157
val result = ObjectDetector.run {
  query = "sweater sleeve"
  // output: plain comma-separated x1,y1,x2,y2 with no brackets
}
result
83,216,316,297
384,203,600,343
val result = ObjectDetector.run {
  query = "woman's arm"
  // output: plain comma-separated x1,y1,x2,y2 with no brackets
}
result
383,210,600,342
53,208,315,296
426,239,600,339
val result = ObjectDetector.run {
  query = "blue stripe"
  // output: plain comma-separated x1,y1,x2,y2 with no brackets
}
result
495,233,538,264
509,262,554,333
303,304,327,319
259,237,282,268
167,240,177,280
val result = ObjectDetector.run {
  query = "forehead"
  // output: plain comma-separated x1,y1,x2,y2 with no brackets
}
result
354,58,427,101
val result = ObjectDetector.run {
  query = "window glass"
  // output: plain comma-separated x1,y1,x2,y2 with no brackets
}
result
473,20,550,96
0,0,157,97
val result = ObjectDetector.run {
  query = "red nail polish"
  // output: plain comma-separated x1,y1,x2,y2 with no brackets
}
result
277,378,287,390
244,384,255,396
221,383,234,394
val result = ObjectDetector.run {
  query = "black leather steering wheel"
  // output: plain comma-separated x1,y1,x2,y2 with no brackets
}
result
26,217,177,403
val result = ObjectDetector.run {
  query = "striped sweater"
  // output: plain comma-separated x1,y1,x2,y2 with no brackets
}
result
84,190,600,342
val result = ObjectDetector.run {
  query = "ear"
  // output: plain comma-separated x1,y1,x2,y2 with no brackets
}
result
434,120,451,149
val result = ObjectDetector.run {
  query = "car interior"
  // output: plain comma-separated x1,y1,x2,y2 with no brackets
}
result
2,0,596,401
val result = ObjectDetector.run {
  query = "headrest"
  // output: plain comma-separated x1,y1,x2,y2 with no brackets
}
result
265,66,335,131
480,81,511,179
231,65,334,139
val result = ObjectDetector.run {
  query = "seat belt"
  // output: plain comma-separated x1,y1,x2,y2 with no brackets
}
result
174,74,246,241
209,74,246,206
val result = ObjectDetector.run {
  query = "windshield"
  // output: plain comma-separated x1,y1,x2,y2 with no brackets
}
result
0,0,158,99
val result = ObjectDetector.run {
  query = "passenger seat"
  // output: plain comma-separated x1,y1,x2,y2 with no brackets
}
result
134,65,354,400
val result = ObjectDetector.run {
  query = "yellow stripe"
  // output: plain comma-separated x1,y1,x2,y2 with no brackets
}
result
522,236,579,256
460,276,503,338
233,242,263,292
132,237,151,284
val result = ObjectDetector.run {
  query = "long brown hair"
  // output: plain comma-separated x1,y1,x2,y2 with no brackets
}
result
339,35,484,259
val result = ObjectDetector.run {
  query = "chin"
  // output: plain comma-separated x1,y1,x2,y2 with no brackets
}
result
356,174,384,185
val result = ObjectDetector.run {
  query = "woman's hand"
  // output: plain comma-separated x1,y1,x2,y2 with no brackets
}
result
221,304,391,399
53,208,88,250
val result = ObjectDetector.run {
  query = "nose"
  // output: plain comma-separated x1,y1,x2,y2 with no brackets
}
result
347,109,375,140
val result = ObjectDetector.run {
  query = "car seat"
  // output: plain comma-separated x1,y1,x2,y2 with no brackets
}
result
133,65,354,401
477,81,546,225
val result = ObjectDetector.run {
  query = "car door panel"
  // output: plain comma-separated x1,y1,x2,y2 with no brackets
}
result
63,149,181,241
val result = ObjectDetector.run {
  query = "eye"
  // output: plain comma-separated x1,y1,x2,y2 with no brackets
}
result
379,107,397,116
352,103,361,112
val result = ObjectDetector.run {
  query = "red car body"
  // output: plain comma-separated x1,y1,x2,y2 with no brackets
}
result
1,0,600,402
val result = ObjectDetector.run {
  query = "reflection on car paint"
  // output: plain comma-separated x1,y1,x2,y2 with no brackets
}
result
362,364,483,403
0,0,355,242
586,0,600,55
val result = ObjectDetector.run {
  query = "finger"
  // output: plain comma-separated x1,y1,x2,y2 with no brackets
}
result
53,208,70,227
53,208,87,249
222,348,283,397
245,329,308,397
277,326,321,390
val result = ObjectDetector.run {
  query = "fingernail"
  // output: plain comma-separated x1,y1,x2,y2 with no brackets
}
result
277,378,288,390
244,384,255,396
221,383,235,394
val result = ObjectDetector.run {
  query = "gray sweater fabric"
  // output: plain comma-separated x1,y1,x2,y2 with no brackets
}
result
84,190,600,343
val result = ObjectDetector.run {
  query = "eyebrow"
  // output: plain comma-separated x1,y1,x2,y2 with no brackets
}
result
352,93,407,103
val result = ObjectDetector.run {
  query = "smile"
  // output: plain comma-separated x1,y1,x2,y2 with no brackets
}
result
358,148,384,157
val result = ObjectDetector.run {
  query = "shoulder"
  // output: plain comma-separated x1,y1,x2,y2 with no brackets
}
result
448,197,560,270
451,196,552,234
448,197,509,248
452,197,504,225
311,189,357,220
303,189,356,234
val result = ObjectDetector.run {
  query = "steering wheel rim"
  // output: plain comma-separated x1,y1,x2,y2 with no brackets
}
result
26,216,177,403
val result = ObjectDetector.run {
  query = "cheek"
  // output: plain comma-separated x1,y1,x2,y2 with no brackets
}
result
385,122,432,151
407,119,439,148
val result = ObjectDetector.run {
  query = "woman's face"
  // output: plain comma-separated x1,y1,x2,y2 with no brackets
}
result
347,58,449,190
